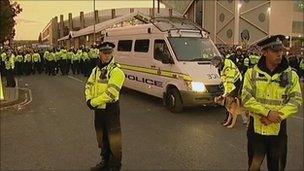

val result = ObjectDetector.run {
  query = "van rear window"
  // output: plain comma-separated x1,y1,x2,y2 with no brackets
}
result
134,39,150,53
118,40,132,52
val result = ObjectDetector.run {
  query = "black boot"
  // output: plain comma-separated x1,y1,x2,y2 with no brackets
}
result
91,150,109,171
90,161,108,171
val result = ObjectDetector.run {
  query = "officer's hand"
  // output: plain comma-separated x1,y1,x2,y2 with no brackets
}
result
260,116,272,126
267,111,282,123
86,100,95,110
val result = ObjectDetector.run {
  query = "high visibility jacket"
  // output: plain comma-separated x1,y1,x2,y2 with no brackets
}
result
221,59,242,96
249,55,260,65
85,60,125,109
5,55,15,70
89,48,99,59
67,51,74,60
82,52,90,62
242,60,302,136
300,59,304,70
74,50,82,62
55,52,61,61
60,49,68,60
15,55,23,62
1,53,7,62
71,52,80,63
43,51,49,60
244,57,250,67
48,53,55,61
24,54,32,62
32,53,41,63
0,73,4,100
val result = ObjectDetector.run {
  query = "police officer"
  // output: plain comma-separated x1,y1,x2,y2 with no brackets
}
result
85,42,125,171
5,50,16,87
1,50,7,76
82,48,90,77
32,50,41,74
299,56,304,79
60,48,68,75
15,51,24,75
228,46,242,65
242,35,302,170
211,55,243,127
243,53,250,74
24,51,32,75
72,49,82,74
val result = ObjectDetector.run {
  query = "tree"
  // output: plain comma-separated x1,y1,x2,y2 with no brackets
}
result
0,0,22,45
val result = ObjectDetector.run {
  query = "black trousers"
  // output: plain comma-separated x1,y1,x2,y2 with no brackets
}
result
247,117,287,171
6,69,16,87
25,62,32,75
32,62,42,74
72,61,81,74
15,62,23,75
94,101,122,167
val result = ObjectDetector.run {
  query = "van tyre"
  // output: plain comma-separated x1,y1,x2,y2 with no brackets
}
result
166,88,183,113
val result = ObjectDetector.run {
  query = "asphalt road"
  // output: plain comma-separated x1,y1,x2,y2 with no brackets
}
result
1,74,303,170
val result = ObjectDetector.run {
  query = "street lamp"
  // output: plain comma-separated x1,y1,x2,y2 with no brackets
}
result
234,1,242,45
267,7,271,14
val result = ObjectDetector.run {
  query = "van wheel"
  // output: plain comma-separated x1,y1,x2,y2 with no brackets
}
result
166,88,183,113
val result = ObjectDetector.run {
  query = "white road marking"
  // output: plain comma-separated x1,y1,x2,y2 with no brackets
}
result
67,76,84,83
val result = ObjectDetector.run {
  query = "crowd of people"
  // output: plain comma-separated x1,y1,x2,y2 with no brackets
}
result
216,44,304,79
0,46,100,87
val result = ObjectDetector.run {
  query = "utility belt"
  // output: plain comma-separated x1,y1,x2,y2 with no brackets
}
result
95,100,119,113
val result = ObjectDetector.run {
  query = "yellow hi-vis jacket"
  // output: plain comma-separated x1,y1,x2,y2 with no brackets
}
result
0,73,4,100
221,59,242,96
5,54,15,70
85,60,125,109
300,59,304,70
242,60,302,136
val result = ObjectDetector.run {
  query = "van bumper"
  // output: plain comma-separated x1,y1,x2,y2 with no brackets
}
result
179,91,222,106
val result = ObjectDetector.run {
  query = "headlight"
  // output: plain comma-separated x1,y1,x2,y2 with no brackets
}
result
191,82,206,92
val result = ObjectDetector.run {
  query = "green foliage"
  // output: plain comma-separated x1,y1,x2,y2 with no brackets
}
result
0,0,22,45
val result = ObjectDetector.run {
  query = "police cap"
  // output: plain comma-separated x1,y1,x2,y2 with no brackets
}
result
257,35,286,51
98,42,115,54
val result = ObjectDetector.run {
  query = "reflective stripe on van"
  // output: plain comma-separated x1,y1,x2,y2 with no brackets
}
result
119,63,192,81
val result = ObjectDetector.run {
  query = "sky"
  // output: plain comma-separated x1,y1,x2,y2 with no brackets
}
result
14,0,157,40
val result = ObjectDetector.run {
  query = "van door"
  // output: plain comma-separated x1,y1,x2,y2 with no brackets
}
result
146,39,175,97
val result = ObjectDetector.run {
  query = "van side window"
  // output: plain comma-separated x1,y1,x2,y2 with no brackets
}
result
154,39,171,61
134,39,150,52
118,40,132,52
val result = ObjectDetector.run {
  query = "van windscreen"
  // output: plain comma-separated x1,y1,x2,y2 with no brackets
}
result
168,37,221,61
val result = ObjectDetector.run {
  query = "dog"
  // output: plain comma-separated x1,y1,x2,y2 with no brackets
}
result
214,96,249,128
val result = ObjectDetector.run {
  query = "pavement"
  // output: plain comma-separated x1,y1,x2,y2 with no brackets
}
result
0,76,31,110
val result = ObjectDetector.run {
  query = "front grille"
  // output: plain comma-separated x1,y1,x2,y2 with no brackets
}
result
206,84,223,93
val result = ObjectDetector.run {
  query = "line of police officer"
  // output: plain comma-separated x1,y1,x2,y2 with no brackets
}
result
0,46,101,86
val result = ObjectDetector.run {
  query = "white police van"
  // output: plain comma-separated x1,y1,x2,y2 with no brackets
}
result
104,17,223,112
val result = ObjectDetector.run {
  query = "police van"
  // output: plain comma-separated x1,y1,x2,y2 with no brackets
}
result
104,17,223,112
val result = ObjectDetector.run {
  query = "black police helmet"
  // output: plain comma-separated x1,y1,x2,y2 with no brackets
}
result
257,35,286,51
98,42,115,54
